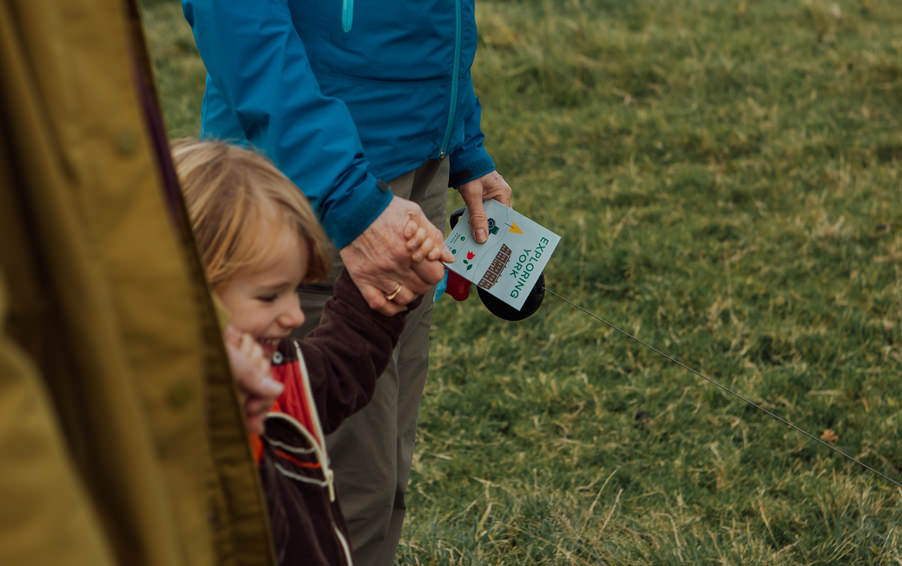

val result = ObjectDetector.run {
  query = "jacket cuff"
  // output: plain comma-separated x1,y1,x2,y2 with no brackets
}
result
321,181,393,250
449,148,495,188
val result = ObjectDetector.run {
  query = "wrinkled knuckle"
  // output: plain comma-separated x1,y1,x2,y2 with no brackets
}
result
376,252,399,270
408,283,428,295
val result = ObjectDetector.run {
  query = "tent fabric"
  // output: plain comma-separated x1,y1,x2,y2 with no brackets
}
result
0,1,275,565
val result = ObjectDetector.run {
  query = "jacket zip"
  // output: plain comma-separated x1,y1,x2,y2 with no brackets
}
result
334,524,354,565
267,412,349,563
439,0,461,158
342,0,354,32
265,413,333,497
289,357,353,566
294,342,336,500
296,336,349,564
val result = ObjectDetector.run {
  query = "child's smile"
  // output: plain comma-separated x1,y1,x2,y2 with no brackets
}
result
215,226,311,356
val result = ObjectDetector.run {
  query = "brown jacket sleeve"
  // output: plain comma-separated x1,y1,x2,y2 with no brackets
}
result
296,269,421,433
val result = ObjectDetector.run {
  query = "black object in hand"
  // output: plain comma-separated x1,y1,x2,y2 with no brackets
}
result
449,207,544,321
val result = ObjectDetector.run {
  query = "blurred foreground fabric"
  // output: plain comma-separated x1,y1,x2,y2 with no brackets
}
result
0,1,275,565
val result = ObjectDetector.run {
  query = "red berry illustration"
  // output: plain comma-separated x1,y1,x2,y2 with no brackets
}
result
466,251,475,260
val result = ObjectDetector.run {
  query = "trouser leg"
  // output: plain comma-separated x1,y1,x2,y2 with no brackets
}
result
297,158,448,566
382,159,448,564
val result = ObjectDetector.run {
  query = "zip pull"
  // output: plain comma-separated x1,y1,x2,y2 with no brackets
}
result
341,0,353,32
325,467,336,501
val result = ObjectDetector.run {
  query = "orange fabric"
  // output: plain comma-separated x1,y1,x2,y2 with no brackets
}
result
273,449,321,470
250,434,264,465
249,399,282,465
272,361,319,445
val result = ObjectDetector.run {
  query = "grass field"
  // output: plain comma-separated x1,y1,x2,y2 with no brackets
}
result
141,1,901,563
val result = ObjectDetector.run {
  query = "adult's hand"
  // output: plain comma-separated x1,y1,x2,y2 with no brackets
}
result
341,196,453,315
456,170,513,243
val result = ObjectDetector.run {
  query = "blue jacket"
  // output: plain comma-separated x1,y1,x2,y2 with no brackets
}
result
182,0,496,249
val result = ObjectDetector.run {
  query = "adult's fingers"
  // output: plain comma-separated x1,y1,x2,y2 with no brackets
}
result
410,254,446,287
358,283,407,316
457,171,514,243
484,171,513,206
458,183,489,243
342,196,446,305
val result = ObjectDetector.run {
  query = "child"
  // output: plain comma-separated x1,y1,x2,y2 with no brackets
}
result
171,139,438,565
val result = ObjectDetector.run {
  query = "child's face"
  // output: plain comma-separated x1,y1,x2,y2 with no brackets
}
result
215,226,310,356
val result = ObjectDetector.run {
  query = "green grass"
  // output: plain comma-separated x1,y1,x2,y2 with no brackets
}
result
141,0,901,563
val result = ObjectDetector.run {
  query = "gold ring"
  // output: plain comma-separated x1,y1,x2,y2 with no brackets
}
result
385,283,403,301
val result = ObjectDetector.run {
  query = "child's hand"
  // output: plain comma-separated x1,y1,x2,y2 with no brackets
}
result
223,325,283,435
404,217,451,264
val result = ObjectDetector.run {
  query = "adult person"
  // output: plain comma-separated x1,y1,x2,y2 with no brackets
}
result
0,2,275,565
181,2,513,564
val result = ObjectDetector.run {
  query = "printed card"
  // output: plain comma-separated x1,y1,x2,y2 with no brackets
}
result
444,200,561,311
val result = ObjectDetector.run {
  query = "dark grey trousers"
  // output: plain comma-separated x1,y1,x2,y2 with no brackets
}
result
297,158,448,566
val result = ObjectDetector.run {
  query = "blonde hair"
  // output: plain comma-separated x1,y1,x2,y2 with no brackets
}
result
171,138,331,288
